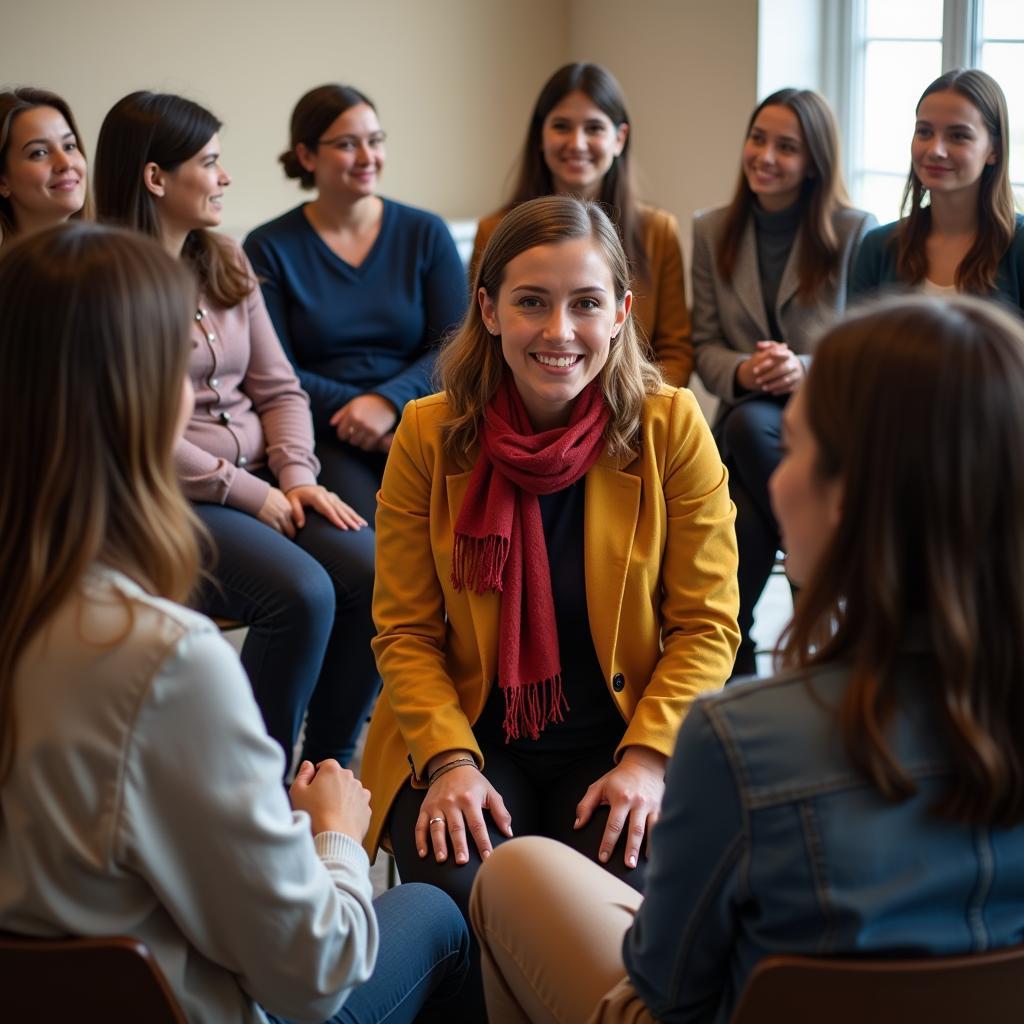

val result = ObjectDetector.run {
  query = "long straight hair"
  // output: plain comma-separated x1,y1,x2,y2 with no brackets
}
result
94,91,251,308
894,68,1016,293
506,63,648,282
0,87,93,240
0,223,202,782
778,295,1024,826
717,88,850,301
439,195,661,461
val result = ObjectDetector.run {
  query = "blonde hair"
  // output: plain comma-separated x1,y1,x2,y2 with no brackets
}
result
0,223,202,781
438,195,661,459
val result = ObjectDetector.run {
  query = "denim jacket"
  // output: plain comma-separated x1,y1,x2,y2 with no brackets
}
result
623,647,1024,1023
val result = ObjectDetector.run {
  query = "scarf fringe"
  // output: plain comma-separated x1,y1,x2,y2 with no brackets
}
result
451,533,509,594
503,674,568,742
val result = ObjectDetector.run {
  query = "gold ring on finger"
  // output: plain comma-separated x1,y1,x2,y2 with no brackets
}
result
428,816,445,826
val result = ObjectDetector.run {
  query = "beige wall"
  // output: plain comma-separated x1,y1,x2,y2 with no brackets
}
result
0,0,569,235
1,0,758,241
568,0,759,255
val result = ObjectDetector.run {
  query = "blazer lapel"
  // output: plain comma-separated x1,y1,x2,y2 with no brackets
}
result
775,232,802,317
733,219,771,338
446,470,499,683
584,456,641,677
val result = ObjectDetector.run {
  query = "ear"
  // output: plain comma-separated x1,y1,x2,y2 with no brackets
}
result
295,142,318,174
0,175,10,199
986,144,998,166
613,121,629,157
478,285,500,336
143,162,166,198
611,290,632,338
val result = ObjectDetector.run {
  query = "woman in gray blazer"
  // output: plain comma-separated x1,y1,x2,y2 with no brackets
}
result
692,88,875,676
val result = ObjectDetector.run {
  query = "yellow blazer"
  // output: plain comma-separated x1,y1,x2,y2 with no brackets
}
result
362,386,739,856
471,204,694,387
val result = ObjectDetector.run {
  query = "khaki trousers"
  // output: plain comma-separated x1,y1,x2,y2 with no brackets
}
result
469,836,659,1024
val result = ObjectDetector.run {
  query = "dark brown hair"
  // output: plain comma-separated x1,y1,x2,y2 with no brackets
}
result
280,83,376,189
717,88,850,301
0,223,201,782
894,69,1016,293
94,91,251,308
0,87,92,240
505,63,648,282
779,295,1024,826
439,195,660,460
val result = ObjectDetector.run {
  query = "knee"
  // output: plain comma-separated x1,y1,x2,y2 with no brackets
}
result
470,836,565,934
274,559,336,627
721,403,770,462
386,882,468,947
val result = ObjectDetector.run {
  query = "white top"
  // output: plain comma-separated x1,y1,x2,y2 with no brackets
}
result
0,566,377,1023
922,279,957,296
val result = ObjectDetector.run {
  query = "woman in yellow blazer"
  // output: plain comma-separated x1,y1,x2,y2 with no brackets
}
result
470,63,693,387
363,195,738,1020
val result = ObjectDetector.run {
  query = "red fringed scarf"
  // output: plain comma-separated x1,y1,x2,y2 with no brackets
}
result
451,376,610,741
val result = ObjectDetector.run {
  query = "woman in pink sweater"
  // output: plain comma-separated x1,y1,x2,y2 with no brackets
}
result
94,91,380,773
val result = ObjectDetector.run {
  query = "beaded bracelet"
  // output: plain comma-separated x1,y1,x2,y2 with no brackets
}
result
427,756,477,787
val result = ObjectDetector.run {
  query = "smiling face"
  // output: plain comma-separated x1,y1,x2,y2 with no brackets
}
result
742,103,810,212
478,235,630,431
0,105,87,234
298,103,385,202
540,90,628,200
150,133,230,236
911,89,996,200
769,387,843,586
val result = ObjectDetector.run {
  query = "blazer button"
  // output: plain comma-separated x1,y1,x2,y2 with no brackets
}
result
612,672,625,692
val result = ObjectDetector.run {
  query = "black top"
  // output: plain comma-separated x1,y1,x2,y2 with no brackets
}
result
476,477,624,751
751,199,801,342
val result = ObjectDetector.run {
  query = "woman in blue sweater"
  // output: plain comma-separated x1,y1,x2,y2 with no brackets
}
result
245,84,467,517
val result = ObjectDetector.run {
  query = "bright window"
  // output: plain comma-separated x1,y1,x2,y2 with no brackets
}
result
849,0,1024,222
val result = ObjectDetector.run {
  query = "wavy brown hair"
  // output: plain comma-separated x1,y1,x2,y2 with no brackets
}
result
505,63,648,282
0,87,93,241
717,88,850,301
894,69,1016,293
778,295,1024,826
439,195,661,460
94,91,251,309
0,223,202,782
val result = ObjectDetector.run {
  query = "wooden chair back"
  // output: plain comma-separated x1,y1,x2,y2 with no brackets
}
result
0,931,187,1023
731,944,1024,1024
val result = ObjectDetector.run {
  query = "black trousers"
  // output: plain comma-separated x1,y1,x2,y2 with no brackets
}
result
388,732,648,1022
718,396,786,678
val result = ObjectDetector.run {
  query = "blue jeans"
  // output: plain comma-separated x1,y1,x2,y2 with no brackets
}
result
194,501,379,769
265,883,469,1024
718,397,786,677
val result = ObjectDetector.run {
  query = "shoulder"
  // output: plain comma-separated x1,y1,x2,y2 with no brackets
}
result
639,203,680,237
77,568,238,694
477,209,507,236
1009,213,1024,257
696,662,855,799
636,385,709,459
394,391,451,444
832,205,878,239
692,203,730,243
244,204,306,247
383,197,451,236
860,219,900,252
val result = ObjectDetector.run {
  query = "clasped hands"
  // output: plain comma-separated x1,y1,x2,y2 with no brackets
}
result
736,340,805,395
330,393,397,452
415,746,666,869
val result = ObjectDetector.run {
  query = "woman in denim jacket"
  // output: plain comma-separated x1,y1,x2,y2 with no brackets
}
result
470,294,1024,1024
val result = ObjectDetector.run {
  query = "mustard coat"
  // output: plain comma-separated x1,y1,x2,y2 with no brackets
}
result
362,386,739,856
